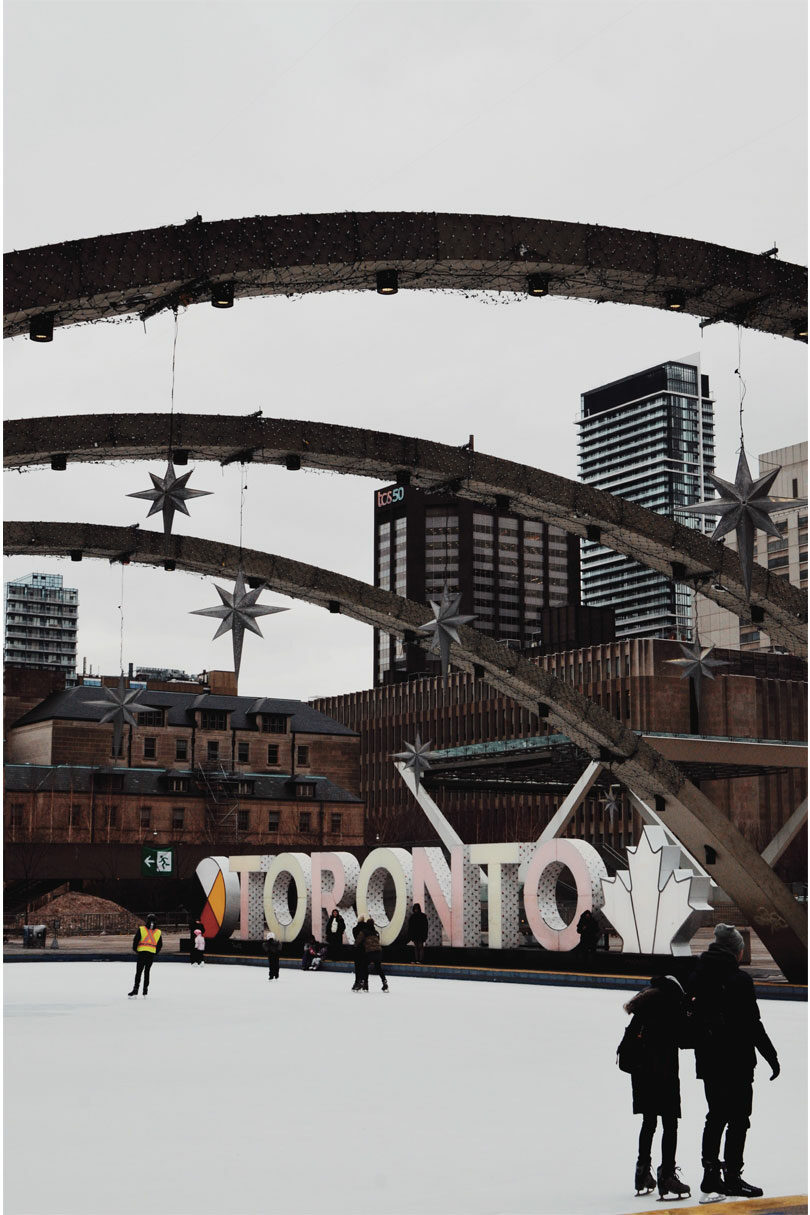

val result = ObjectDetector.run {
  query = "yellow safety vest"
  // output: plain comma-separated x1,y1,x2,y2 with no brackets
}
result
137,926,161,953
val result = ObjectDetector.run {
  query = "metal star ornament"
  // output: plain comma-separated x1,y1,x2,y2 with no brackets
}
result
665,635,728,708
683,448,807,598
128,459,212,535
191,569,288,681
418,584,476,679
601,786,621,827
392,734,435,791
86,675,149,757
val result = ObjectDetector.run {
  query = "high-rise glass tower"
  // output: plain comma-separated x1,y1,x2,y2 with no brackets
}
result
373,485,580,685
4,572,79,675
577,356,715,640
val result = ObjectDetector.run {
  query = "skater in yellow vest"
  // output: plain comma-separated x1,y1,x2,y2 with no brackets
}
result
128,913,163,997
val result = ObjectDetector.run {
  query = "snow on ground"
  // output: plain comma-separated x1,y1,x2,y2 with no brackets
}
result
4,961,807,1215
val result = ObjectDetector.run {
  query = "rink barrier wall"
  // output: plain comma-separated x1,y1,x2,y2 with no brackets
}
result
4,951,806,1000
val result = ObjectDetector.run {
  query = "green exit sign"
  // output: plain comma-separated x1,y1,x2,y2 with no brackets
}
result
141,846,176,877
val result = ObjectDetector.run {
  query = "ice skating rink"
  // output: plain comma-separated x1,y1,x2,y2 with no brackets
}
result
4,962,807,1215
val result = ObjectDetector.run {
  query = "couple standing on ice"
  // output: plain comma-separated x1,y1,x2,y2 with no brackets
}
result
620,923,780,1205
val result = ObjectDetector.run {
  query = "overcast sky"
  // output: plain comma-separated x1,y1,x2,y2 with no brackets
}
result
4,0,807,700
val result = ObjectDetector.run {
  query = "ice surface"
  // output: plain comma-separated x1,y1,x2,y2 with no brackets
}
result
4,961,807,1215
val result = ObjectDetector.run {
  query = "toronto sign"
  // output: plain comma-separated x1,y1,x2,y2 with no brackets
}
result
196,827,712,955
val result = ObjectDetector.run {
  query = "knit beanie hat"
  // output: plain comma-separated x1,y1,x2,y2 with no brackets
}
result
714,923,744,956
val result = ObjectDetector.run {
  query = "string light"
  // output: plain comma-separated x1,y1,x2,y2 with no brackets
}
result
29,314,54,342
527,274,549,297
376,269,398,295
211,281,234,308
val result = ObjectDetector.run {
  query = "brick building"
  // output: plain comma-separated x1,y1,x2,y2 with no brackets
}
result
314,639,807,881
4,675,364,889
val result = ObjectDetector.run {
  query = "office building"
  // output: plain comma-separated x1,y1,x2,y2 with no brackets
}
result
373,484,580,684
316,640,806,881
577,356,715,640
4,572,78,676
696,442,808,651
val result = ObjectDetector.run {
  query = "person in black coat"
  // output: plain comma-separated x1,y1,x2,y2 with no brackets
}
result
622,975,691,1201
360,917,388,992
688,923,780,1202
351,916,369,992
576,909,601,957
325,909,346,960
263,929,281,980
407,903,429,963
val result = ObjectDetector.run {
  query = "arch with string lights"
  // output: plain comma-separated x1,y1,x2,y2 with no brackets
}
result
5,413,806,655
4,212,807,340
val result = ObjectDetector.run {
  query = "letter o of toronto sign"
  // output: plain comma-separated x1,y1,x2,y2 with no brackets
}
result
522,839,609,952
264,853,313,941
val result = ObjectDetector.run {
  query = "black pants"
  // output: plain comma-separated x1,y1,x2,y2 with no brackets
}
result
190,951,204,965
363,956,387,988
353,952,368,988
132,954,154,993
638,1113,678,1174
413,941,425,963
701,1073,753,1173
267,955,279,979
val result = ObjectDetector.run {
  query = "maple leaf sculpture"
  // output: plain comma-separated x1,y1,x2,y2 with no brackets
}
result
600,826,712,955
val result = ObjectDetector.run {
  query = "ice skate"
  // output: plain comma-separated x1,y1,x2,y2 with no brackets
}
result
657,1165,690,1201
698,1163,724,1204
722,1169,763,1199
634,1159,654,1196
381,983,389,993
127,990,138,998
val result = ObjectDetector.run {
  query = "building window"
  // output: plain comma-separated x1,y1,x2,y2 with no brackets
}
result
207,741,219,762
169,777,189,793
296,782,316,799
237,781,254,795
237,810,250,833
107,805,118,828
261,714,288,734
330,813,342,834
297,745,310,766
200,710,228,731
172,807,185,830
11,804,24,829
69,805,81,829
176,738,188,761
267,811,280,832
238,741,250,763
143,737,156,759
137,711,164,727
267,744,280,765
140,806,151,829
298,811,312,832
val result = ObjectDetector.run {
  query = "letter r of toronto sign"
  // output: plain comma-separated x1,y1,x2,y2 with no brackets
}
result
196,828,710,955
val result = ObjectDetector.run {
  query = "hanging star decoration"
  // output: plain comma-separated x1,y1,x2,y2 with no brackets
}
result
392,734,435,792
683,448,807,598
418,584,476,680
191,569,288,681
127,459,212,535
86,674,149,757
601,786,621,827
665,634,728,708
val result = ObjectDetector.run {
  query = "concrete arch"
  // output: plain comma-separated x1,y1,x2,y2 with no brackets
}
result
4,519,806,980
5,413,806,656
4,212,806,339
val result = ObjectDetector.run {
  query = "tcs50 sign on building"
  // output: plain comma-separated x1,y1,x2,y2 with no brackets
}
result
196,830,711,954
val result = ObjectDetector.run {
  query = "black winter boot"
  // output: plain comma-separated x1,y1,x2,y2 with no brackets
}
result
657,1165,690,1201
722,1168,763,1198
699,1162,724,1204
634,1159,654,1196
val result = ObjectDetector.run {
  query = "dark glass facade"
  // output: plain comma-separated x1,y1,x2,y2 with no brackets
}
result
373,486,580,685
